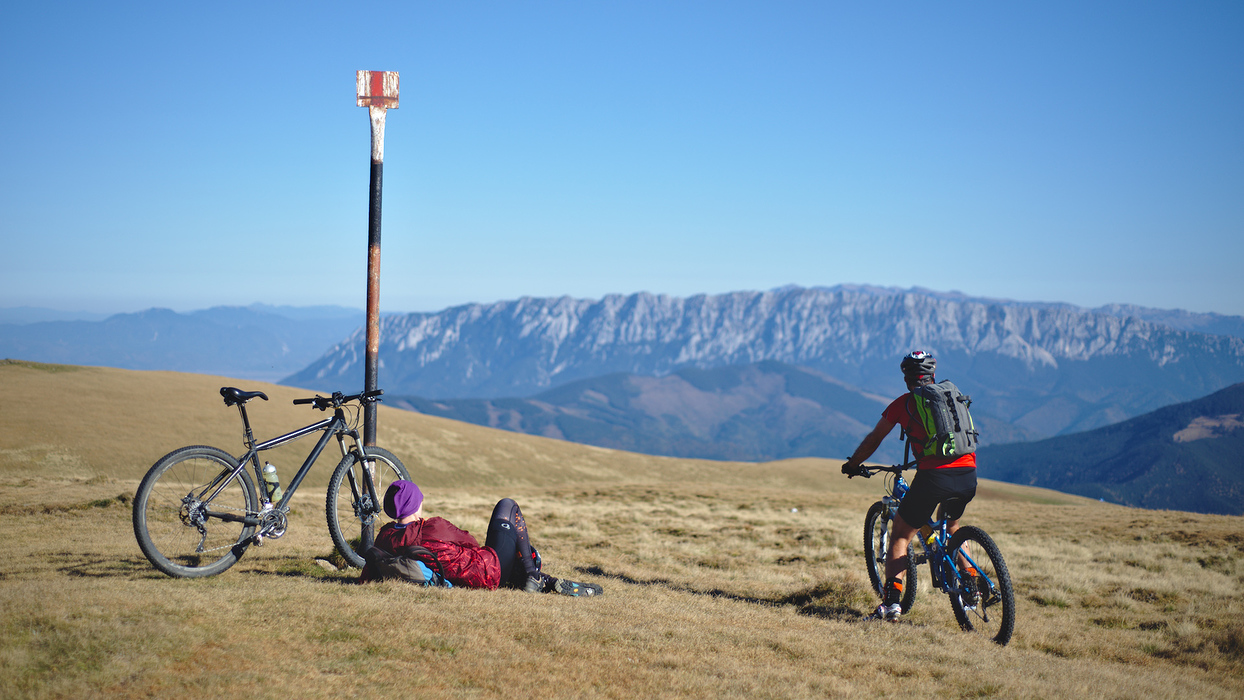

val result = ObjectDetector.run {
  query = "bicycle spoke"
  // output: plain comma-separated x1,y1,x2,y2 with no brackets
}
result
947,526,1015,645
326,447,410,569
134,447,258,577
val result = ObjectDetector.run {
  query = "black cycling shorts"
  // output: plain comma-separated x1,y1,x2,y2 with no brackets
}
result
897,467,977,528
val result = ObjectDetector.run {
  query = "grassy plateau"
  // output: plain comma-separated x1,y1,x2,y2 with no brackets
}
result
0,359,1241,698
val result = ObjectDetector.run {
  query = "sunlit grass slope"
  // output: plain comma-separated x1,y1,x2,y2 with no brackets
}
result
0,359,894,492
1,360,1241,699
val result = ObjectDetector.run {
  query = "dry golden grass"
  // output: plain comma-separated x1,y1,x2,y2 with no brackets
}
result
1,360,1241,698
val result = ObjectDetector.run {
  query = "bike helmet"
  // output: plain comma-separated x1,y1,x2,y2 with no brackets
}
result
901,350,937,383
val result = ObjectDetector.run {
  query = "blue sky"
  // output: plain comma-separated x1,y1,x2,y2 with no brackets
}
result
2,2,1242,316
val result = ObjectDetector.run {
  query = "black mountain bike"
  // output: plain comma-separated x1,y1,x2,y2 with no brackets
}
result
854,462,1015,645
133,387,410,578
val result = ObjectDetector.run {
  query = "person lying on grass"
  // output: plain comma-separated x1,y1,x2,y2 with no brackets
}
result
359,480,602,596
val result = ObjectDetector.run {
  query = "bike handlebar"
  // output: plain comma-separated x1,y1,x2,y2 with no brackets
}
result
293,389,384,410
844,461,916,479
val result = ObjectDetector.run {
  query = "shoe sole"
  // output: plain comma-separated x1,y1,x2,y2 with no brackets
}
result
870,604,902,622
554,579,603,597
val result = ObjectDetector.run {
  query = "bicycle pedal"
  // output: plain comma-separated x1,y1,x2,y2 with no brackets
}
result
251,534,264,547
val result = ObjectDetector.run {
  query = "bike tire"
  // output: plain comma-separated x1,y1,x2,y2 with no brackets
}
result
326,446,411,569
133,445,259,578
947,525,1015,645
863,501,919,613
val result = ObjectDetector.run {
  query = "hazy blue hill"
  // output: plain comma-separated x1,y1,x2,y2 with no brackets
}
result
0,305,362,382
0,307,110,324
978,383,1244,515
390,361,1033,463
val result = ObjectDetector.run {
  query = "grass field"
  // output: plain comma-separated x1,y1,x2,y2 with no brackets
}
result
1,360,1241,698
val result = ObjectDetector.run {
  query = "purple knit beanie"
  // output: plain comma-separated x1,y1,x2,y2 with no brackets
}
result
383,480,424,519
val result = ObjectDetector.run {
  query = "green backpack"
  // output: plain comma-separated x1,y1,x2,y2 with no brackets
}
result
907,380,979,458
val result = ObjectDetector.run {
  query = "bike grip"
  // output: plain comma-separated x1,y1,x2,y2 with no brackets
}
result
293,397,315,405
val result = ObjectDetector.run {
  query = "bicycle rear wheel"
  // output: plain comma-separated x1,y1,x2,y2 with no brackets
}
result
863,501,918,613
947,525,1015,645
133,446,258,578
326,446,410,569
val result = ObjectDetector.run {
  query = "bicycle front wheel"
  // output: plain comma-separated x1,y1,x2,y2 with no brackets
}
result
947,525,1015,645
326,446,410,569
133,446,259,578
863,501,918,613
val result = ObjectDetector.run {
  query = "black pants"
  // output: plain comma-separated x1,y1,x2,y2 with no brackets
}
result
897,467,977,529
484,498,539,589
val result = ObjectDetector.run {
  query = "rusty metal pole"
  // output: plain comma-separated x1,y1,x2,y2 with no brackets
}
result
356,70,398,550
356,70,398,447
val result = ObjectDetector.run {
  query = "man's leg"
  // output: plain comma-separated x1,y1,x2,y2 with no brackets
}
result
875,512,917,620
485,499,604,597
886,512,918,584
485,498,540,588
945,515,977,579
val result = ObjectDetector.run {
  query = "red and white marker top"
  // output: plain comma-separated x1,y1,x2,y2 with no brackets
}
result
357,71,399,163
356,71,399,109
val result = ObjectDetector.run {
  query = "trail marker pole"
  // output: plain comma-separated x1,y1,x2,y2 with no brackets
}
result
356,69,398,549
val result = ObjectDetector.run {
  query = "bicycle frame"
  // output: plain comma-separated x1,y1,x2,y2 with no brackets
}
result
855,461,1015,643
200,402,371,525
133,386,409,579
887,471,995,600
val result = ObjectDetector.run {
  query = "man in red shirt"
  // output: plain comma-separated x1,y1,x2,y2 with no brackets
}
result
841,351,977,621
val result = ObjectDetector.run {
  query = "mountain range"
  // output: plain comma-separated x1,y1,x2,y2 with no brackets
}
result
7,287,1244,514
0,304,363,382
977,382,1244,515
397,364,1244,515
285,285,1244,442
1093,303,1244,340
391,361,911,463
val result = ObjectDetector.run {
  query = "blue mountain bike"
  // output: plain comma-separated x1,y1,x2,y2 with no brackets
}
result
856,463,1015,645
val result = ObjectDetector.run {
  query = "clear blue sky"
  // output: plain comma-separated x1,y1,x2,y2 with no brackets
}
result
2,1,1242,316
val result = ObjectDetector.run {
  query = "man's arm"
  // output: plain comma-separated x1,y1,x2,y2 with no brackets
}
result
843,416,896,471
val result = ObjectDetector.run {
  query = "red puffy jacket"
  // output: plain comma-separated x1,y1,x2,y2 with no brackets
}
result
359,517,501,589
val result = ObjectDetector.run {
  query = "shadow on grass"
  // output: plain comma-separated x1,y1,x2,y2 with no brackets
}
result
47,549,361,584
51,551,867,621
52,552,168,580
578,565,868,622
246,562,362,586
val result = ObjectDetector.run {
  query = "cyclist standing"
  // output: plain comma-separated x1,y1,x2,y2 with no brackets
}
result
841,351,978,621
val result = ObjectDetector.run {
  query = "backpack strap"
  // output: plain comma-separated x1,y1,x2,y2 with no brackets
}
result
901,394,926,458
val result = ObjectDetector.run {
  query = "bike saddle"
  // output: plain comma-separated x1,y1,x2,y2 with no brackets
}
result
220,387,270,406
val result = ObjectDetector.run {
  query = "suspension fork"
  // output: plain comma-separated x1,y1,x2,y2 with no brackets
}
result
336,425,379,514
